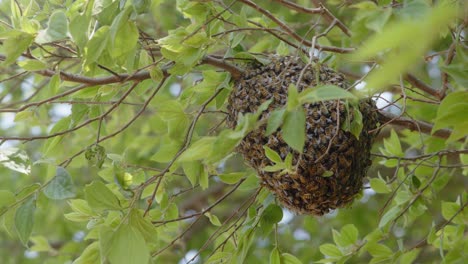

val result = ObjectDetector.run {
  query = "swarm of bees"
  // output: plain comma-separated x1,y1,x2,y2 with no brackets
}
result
226,56,379,215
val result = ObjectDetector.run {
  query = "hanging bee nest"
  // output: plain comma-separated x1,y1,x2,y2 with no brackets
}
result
226,56,379,215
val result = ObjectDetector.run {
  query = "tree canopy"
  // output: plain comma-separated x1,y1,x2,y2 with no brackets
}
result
0,0,467,263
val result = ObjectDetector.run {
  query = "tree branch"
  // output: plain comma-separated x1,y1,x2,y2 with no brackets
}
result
404,74,441,99
238,0,354,53
377,111,460,141
275,0,352,37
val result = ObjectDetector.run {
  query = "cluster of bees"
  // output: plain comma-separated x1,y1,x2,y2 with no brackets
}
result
226,56,379,215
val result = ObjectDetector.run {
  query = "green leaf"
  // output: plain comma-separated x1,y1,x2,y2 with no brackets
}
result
319,243,343,257
379,206,401,228
441,201,462,224
178,137,215,162
17,60,47,71
287,84,300,111
109,8,139,58
36,11,69,43
14,110,35,122
399,248,421,264
206,252,232,264
84,181,122,211
73,242,100,264
340,224,359,246
260,204,283,236
369,178,391,194
2,32,34,65
128,209,159,244
349,107,363,139
263,146,283,164
43,166,76,200
182,161,203,187
0,190,15,211
299,85,356,104
367,243,393,257
218,172,245,184
104,225,150,264
29,236,51,252
266,109,286,136
270,247,281,264
433,91,468,142
381,129,403,157
205,212,222,226
353,4,458,92
282,108,306,152
199,167,209,190
281,253,303,264
15,197,36,246
85,145,106,168
0,148,31,175
84,26,110,65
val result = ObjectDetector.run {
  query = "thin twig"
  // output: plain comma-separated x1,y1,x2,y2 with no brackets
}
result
377,111,459,141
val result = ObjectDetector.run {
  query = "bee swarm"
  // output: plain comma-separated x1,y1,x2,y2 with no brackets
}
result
226,56,379,215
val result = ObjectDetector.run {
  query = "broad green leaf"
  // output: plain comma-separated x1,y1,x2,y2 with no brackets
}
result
366,243,393,257
2,32,34,65
281,253,304,264
441,201,462,224
340,224,359,246
287,84,300,111
398,249,421,264
73,242,100,264
69,14,90,50
182,161,203,186
84,181,122,211
0,190,15,211
381,129,403,157
319,243,343,257
199,168,209,190
205,212,222,226
270,247,281,264
369,178,391,194
43,167,76,200
263,146,283,164
105,225,150,264
109,8,139,58
15,197,36,246
260,204,283,236
178,137,216,162
0,148,31,175
379,206,401,228
29,236,51,252
439,46,468,87
17,60,47,71
218,172,245,184
282,109,306,152
299,85,356,104
85,145,106,169
128,209,159,244
36,11,68,43
349,107,363,139
266,109,286,136
353,4,458,91
14,110,35,122
433,91,468,142
84,26,110,65
206,252,232,264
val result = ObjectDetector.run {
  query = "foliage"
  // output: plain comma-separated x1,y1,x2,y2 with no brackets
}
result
0,0,467,263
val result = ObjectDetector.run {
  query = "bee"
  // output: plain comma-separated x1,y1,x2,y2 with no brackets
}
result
302,193,312,202
331,111,338,122
338,156,352,168
311,110,321,120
